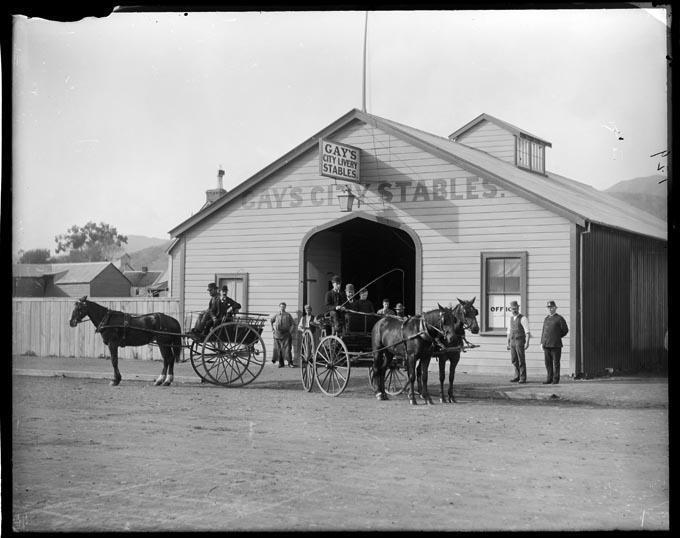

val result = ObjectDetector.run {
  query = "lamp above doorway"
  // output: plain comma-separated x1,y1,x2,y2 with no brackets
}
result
337,185,356,212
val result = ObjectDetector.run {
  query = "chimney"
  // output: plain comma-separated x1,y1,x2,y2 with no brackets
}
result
142,266,148,273
205,167,228,205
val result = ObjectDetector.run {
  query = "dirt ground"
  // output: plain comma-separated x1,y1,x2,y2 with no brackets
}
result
12,374,669,532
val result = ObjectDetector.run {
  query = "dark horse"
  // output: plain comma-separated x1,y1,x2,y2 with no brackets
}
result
416,298,480,403
69,296,182,386
372,300,478,405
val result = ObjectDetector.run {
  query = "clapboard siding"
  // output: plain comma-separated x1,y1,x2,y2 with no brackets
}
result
178,121,573,376
170,238,183,297
455,120,516,163
12,298,182,360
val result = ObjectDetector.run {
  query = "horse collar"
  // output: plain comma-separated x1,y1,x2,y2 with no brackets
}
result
96,309,111,333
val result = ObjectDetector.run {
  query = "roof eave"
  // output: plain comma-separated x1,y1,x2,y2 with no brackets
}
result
449,113,552,147
370,116,585,227
169,108,366,238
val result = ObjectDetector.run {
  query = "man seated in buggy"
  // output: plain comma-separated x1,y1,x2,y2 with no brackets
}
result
191,282,220,336
323,275,347,335
216,285,241,324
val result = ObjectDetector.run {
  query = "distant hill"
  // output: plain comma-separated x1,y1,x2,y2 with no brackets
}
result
604,175,667,221
127,242,172,271
110,235,172,271
122,235,171,253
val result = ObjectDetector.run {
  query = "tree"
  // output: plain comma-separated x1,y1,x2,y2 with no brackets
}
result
54,221,128,262
17,248,51,264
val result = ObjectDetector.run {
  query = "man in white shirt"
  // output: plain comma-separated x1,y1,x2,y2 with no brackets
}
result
270,302,296,368
506,300,530,383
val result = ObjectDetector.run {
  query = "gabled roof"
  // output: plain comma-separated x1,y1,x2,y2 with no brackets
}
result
13,262,131,284
448,112,552,147
148,269,169,291
169,108,665,241
52,262,127,284
12,264,67,278
124,270,162,287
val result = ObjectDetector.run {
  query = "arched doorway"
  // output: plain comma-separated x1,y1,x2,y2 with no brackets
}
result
299,212,420,317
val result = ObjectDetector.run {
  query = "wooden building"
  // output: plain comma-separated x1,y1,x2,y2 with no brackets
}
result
12,262,132,298
168,109,667,377
124,267,163,296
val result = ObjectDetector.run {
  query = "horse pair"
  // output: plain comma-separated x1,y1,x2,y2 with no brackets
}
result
371,298,479,405
69,297,182,386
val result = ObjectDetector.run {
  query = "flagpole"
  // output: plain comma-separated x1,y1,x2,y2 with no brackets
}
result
362,11,368,113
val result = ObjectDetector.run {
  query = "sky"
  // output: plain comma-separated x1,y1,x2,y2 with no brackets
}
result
11,7,669,255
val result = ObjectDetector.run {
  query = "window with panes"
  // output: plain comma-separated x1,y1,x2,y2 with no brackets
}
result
480,252,527,333
516,136,545,174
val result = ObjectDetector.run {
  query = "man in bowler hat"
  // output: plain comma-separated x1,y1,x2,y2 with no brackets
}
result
324,275,347,334
507,300,530,383
540,300,569,384
192,282,219,335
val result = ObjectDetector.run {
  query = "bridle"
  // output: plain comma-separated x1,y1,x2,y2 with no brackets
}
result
71,301,91,325
456,304,478,331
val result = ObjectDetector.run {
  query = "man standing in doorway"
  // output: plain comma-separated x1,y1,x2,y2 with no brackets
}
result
270,302,296,368
377,298,395,316
345,283,357,308
507,300,530,383
353,289,375,314
540,300,568,384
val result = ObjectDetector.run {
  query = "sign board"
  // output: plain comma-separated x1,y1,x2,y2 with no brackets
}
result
319,139,360,182
487,294,520,330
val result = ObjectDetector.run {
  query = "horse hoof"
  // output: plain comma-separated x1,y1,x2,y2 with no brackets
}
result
409,399,418,406
110,379,121,387
154,379,164,386
375,393,389,401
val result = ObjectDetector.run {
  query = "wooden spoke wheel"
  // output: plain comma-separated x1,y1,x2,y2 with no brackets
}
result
189,337,218,384
201,322,266,387
314,335,351,396
368,357,407,396
300,329,315,392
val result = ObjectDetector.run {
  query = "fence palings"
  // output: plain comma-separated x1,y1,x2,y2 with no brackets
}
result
12,298,182,361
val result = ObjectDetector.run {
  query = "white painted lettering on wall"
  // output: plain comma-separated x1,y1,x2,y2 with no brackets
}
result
319,140,361,181
240,178,500,209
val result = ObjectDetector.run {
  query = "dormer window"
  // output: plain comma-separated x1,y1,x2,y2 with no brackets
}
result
516,135,545,174
449,113,551,173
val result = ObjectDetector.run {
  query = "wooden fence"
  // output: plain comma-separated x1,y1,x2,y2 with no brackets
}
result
12,298,184,361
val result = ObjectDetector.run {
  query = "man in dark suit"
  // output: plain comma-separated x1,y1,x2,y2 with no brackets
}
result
216,285,241,324
353,288,375,314
324,275,347,334
540,300,569,384
192,282,219,335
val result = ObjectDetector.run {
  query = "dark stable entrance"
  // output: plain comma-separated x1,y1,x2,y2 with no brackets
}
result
337,218,416,316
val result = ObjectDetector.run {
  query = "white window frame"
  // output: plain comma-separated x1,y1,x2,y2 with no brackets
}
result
480,251,528,335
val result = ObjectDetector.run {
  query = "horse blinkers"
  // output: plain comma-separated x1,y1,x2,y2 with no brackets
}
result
463,299,480,334
69,297,88,327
